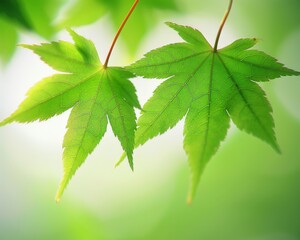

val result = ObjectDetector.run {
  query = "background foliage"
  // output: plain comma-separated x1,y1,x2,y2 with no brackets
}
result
0,0,299,239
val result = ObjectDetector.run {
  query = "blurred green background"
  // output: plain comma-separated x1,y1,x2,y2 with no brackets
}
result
0,0,300,239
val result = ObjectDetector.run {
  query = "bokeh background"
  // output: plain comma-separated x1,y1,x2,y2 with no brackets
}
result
0,0,300,239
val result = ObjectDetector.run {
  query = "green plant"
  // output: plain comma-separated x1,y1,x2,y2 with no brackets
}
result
0,0,299,203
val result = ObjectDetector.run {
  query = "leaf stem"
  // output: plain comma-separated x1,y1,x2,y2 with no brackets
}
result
103,0,140,68
213,0,233,52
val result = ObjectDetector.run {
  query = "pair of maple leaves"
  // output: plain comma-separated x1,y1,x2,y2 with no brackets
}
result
0,22,299,202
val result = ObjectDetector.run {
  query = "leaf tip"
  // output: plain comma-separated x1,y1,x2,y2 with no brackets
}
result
55,188,63,204
129,163,134,172
0,118,11,127
66,27,75,36
114,162,121,168
55,195,61,204
55,176,69,204
165,21,177,29
186,195,193,205
66,28,81,44
115,151,127,168
18,44,33,50
274,143,282,155
269,137,281,154
187,186,196,205
293,70,300,76
135,102,142,111
187,173,201,205
127,153,134,171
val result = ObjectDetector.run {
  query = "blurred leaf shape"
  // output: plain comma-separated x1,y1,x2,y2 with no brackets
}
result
0,0,32,29
0,0,66,63
20,0,66,38
60,0,179,54
124,22,300,202
0,181,106,240
0,30,140,201
0,18,18,62
236,0,300,52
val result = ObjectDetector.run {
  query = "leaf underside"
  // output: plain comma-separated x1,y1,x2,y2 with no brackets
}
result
0,29,140,201
124,22,300,202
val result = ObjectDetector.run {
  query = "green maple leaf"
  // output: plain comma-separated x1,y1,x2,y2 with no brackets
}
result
123,22,300,202
0,29,140,201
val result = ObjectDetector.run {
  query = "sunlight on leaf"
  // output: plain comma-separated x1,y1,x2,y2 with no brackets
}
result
122,22,300,202
0,30,140,201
